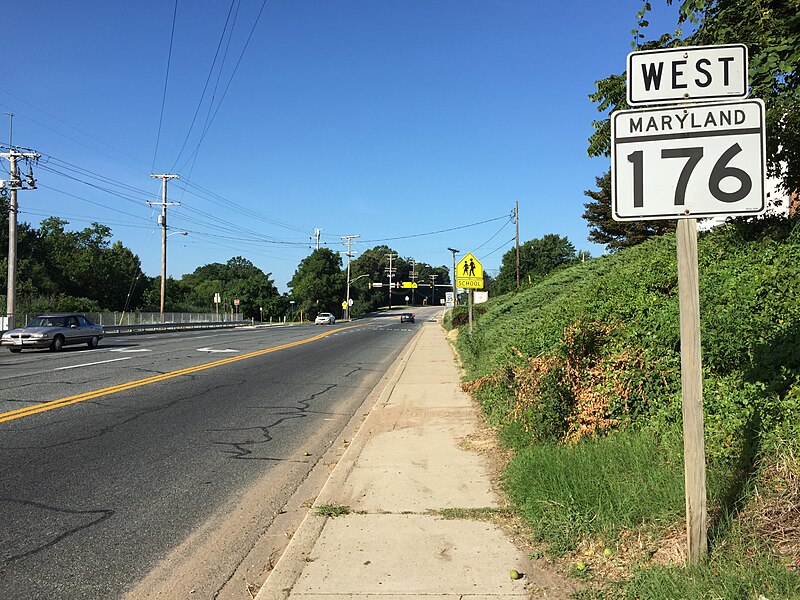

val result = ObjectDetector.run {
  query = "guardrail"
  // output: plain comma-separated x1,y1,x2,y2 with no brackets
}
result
102,320,249,336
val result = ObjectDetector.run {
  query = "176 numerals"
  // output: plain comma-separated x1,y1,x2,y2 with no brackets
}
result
627,143,752,208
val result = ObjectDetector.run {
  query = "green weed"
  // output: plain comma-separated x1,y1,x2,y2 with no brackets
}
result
315,503,351,517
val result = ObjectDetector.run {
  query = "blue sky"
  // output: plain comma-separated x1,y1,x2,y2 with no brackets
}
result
1,1,683,293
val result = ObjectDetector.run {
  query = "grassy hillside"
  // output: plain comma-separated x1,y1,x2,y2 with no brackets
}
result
453,216,800,598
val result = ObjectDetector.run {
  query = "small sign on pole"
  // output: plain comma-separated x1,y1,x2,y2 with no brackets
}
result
456,253,484,333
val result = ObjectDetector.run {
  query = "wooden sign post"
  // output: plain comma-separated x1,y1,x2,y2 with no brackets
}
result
612,44,765,566
676,218,708,563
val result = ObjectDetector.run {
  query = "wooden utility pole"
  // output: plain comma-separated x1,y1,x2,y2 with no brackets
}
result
148,174,180,321
342,234,359,320
676,218,708,564
515,201,520,291
1,118,40,330
385,252,397,309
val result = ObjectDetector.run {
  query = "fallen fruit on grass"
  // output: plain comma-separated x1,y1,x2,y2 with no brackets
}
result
603,548,613,558
509,569,521,580
576,562,586,571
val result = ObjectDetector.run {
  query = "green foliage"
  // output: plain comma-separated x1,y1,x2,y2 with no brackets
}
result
460,218,800,459
350,246,450,313
0,201,146,314
178,256,282,318
492,234,577,295
315,503,351,517
583,171,675,251
288,248,345,318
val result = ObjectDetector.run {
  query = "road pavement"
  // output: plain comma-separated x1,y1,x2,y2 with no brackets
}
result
0,311,429,599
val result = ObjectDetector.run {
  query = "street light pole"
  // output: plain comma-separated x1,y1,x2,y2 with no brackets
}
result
447,247,460,308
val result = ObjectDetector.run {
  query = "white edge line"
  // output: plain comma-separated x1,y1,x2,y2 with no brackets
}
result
55,357,133,371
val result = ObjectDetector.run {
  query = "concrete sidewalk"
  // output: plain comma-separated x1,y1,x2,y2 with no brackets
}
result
256,316,570,599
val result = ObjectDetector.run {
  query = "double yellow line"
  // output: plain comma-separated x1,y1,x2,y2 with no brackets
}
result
0,324,361,425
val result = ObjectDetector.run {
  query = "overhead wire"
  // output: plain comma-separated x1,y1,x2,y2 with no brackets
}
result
360,214,509,243
0,90,149,170
20,207,154,230
151,0,179,172
170,0,238,172
480,237,516,260
471,217,513,253
176,0,268,174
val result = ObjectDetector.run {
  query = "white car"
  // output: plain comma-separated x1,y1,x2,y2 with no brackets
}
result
315,312,335,325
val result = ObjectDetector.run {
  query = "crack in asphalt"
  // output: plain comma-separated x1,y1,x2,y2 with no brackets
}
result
0,498,114,564
343,366,362,378
0,399,182,450
208,384,338,460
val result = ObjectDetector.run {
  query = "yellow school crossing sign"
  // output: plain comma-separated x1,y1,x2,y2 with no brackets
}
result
455,253,484,289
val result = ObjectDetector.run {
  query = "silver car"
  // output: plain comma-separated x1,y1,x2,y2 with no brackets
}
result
1,314,104,353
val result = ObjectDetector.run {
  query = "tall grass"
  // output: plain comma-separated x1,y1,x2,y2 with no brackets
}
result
504,430,685,553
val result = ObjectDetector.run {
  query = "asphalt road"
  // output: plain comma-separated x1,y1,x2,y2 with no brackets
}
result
0,309,437,599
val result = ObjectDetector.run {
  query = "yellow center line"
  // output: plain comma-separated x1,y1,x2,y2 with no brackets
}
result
0,324,363,425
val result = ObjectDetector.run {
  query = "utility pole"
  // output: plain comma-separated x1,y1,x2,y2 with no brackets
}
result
515,201,520,291
1,114,40,330
314,228,322,250
342,234,360,320
410,260,416,306
148,174,180,321
430,273,438,306
447,247,460,308
385,252,397,309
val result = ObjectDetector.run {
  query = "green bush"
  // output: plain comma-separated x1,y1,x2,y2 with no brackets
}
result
458,217,800,460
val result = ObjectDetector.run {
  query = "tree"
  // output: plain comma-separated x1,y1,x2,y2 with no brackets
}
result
350,245,393,313
492,234,577,295
583,171,673,251
179,257,281,318
288,248,344,318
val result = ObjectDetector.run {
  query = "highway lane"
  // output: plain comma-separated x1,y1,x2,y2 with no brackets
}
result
0,309,437,599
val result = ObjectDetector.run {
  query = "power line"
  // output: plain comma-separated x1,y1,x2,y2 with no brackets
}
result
170,0,238,172
176,0,268,174
0,91,149,170
360,214,509,243
480,237,516,260
151,0,179,172
471,219,512,253
19,208,154,230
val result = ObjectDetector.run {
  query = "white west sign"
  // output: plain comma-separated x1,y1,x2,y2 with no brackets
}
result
627,44,748,106
612,99,766,221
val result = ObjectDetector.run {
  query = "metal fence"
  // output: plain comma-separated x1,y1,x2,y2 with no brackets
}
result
14,312,220,327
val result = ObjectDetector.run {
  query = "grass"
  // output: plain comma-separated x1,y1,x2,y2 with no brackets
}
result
503,430,686,554
315,503,351,517
433,507,511,521
620,548,800,600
